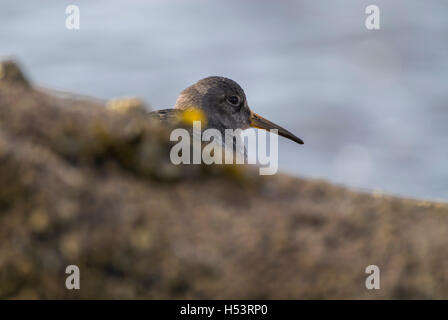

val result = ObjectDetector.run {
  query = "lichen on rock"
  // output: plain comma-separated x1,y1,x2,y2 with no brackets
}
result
1,60,448,299
0,59,30,88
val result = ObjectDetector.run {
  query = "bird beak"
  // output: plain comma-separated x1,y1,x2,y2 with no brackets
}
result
249,111,304,145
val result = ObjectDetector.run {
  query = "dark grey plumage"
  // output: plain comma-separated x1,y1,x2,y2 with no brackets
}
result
149,76,304,145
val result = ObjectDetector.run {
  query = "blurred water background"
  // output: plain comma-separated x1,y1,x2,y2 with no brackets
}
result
1,0,447,200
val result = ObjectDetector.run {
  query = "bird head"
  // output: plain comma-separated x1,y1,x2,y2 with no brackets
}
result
174,76,304,145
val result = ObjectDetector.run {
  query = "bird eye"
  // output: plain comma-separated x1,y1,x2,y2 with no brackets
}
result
227,95,241,106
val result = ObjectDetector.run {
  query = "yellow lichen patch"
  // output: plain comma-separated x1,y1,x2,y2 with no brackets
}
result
130,227,152,250
373,189,384,198
59,234,80,259
107,97,147,115
15,256,33,276
434,203,448,209
417,201,433,208
180,107,207,126
28,208,49,232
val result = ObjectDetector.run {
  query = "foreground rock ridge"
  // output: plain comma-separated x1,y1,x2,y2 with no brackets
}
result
0,60,447,299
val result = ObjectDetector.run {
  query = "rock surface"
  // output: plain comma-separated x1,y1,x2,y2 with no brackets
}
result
0,61,447,299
